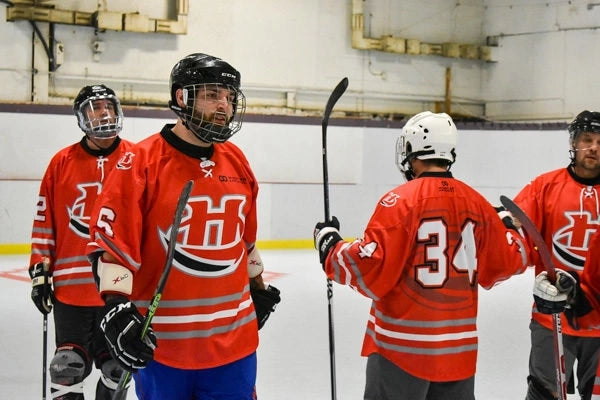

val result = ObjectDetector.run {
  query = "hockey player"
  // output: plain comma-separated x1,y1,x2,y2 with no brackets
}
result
313,111,529,400
511,110,600,400
533,226,600,400
87,53,280,400
28,84,136,399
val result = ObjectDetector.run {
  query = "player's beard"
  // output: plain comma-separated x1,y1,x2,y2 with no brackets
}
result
575,152,600,178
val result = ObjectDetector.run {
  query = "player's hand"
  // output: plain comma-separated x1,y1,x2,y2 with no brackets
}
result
100,296,156,372
558,270,594,330
494,206,521,231
533,269,576,314
314,216,342,263
28,259,53,315
251,284,281,330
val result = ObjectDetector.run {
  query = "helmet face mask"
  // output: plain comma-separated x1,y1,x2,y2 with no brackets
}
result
169,53,246,143
396,111,457,180
73,85,123,139
176,82,246,143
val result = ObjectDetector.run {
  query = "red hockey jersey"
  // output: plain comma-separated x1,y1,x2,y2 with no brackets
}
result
29,137,136,307
324,172,527,382
514,167,600,338
88,125,259,370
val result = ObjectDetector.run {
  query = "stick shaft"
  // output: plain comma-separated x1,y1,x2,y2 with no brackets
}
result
113,180,194,398
42,258,50,400
42,314,47,400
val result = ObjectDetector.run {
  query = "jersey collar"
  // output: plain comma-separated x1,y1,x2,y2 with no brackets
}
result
567,166,600,186
418,171,453,178
160,124,215,160
80,136,121,157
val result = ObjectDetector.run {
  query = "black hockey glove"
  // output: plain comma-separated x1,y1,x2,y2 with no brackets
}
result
251,284,281,330
561,271,593,330
314,216,343,263
533,269,577,315
100,296,156,372
28,261,53,315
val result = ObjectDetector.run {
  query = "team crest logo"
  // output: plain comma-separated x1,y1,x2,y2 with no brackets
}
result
116,152,135,170
552,211,600,270
67,183,102,238
158,194,247,277
380,192,400,207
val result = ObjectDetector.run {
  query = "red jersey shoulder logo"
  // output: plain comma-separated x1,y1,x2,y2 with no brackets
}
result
116,152,135,170
380,192,400,208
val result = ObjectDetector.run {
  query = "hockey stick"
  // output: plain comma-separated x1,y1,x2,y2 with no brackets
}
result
42,258,50,400
42,312,48,400
321,77,349,400
499,195,567,400
112,179,194,399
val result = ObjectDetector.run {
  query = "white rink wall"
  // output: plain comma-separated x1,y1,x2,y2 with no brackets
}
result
0,110,569,247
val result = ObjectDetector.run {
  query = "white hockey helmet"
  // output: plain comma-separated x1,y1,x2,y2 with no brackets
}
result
396,111,457,180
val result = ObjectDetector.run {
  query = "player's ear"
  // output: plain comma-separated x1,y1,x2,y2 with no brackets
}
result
175,88,186,108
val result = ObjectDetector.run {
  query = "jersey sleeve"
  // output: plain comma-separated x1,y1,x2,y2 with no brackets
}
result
241,153,259,247
29,158,58,270
324,195,415,301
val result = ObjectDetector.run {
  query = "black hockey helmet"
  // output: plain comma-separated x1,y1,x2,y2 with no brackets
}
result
73,84,123,139
168,53,246,143
568,110,600,163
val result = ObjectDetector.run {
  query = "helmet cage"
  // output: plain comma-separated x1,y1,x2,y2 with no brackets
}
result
176,82,246,143
395,111,457,180
75,94,123,139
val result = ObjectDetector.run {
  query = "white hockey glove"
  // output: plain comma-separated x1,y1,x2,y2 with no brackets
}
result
314,216,343,263
533,269,577,314
494,206,521,231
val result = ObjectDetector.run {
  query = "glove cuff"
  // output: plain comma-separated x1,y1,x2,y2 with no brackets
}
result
104,294,130,307
315,227,340,250
247,246,264,278
31,275,53,287
97,259,133,297
495,206,519,231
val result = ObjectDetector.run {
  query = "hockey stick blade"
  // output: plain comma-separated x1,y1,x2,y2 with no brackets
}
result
113,179,194,399
322,77,348,221
322,77,349,128
499,195,567,400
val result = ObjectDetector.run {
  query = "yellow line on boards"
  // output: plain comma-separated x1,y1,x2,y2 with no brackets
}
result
0,240,326,255
0,244,31,255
